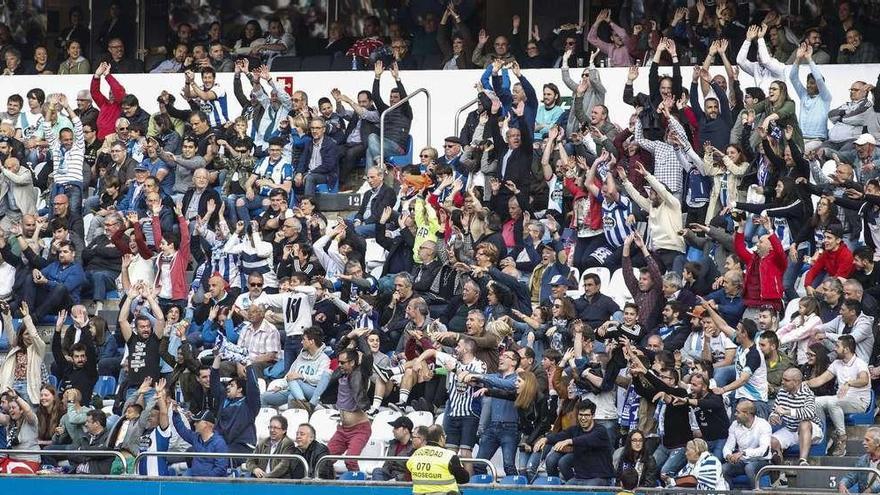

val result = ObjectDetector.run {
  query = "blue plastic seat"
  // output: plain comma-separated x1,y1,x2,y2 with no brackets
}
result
339,471,367,481
730,474,771,489
500,475,528,485
845,390,876,425
469,474,494,484
46,375,58,388
386,135,413,168
94,375,118,398
315,176,340,194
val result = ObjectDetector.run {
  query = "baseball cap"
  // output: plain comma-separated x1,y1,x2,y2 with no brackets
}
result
444,136,462,145
549,275,572,287
825,224,845,239
855,133,877,146
688,306,707,319
134,163,149,172
192,409,216,424
388,416,414,431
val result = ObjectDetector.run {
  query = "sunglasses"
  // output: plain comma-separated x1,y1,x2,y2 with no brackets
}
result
117,127,129,131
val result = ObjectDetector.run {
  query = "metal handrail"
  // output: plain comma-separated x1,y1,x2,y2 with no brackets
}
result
315,454,498,482
453,97,478,137
132,451,309,476
379,87,430,168
755,464,880,491
0,448,128,471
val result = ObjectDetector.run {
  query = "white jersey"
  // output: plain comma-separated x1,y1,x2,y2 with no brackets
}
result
254,286,317,337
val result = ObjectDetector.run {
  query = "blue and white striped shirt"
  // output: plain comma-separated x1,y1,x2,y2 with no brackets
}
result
197,84,229,128
44,116,84,185
601,194,632,248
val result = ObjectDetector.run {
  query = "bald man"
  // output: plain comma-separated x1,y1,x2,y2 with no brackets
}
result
769,368,824,465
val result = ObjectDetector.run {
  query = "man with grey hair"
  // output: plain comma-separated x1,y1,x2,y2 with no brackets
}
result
350,165,394,237
82,211,126,311
411,240,442,301
839,427,880,493
705,270,745,327
661,271,697,309
816,277,845,323
770,367,823,465
843,278,878,316
73,89,98,125
380,272,416,352
436,309,500,372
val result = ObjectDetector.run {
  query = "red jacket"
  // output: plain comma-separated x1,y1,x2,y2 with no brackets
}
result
90,74,125,139
152,214,191,301
734,231,787,305
805,244,854,286
564,177,602,231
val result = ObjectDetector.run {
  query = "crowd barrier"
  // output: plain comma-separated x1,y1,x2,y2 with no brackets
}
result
131,451,310,476
0,448,129,472
314,454,499,481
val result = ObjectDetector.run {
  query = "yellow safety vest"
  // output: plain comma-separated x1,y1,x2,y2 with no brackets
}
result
407,445,459,494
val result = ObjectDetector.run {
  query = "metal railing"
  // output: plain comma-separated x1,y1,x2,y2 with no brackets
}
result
315,455,498,482
0,449,128,472
755,464,880,491
453,97,479,137
379,88,430,168
132,451,309,476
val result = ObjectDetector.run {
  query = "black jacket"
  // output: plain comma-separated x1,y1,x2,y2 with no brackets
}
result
292,439,335,479
356,184,396,224
181,187,222,230
52,328,98,401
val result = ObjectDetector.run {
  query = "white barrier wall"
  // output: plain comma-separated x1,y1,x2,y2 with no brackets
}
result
6,64,880,153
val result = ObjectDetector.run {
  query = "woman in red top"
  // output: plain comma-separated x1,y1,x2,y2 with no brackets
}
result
804,224,854,291
152,204,190,312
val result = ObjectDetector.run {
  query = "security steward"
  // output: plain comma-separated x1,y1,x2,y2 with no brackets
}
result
406,424,470,494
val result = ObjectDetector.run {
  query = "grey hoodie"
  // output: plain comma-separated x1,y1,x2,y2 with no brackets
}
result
288,344,331,385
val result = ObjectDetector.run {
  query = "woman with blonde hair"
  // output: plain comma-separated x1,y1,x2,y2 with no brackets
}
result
418,146,438,170
776,296,822,365
670,438,727,490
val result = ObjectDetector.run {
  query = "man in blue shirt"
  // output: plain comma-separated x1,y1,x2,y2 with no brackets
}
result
463,349,520,477
705,271,746,327
23,239,85,322
171,408,229,477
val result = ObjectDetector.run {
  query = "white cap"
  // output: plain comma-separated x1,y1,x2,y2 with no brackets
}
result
854,133,876,146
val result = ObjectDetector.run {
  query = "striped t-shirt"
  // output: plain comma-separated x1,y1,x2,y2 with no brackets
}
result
435,351,486,418
734,344,768,402
197,83,229,128
44,116,84,185
601,194,632,248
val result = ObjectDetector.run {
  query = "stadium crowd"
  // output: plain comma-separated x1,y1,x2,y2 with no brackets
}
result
0,0,880,493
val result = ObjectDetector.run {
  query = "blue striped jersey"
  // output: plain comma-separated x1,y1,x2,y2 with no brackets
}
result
197,84,229,128
601,194,633,248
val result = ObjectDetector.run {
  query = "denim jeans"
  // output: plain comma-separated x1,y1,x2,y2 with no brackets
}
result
653,444,687,476
365,134,405,168
304,172,332,196
84,270,119,301
260,373,332,407
544,447,576,480
707,438,726,461
782,257,805,301
474,421,519,476
714,365,736,388
723,458,769,488
284,335,303,372
54,182,83,221
226,195,267,224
